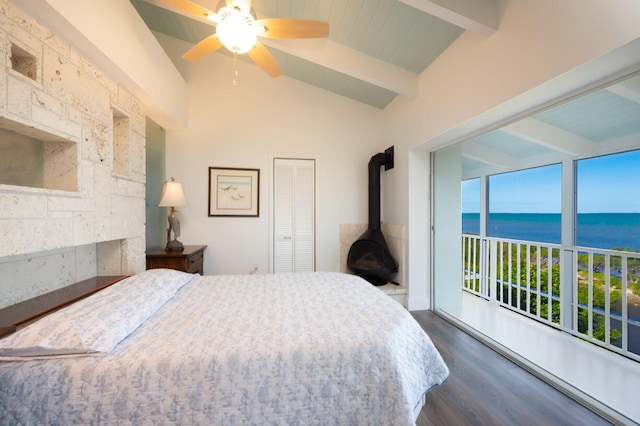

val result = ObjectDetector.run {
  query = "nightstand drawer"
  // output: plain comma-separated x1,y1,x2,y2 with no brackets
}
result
146,245,207,275
187,250,204,274
148,257,186,271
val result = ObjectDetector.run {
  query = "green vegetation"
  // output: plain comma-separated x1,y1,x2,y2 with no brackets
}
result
493,244,561,325
462,240,640,346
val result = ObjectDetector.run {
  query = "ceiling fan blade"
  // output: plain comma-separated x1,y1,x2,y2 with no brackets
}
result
247,42,282,77
182,34,224,61
256,18,329,39
155,0,216,20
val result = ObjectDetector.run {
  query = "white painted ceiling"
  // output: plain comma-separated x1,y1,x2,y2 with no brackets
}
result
129,1,640,178
130,0,498,109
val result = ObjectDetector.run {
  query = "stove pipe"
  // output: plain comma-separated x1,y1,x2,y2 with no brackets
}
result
368,151,390,230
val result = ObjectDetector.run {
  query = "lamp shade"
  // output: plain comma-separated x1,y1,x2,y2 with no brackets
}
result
158,179,189,207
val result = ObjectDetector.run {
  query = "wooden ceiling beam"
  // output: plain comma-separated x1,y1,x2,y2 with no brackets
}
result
460,141,517,169
502,118,598,157
260,38,419,98
606,76,640,103
398,0,499,37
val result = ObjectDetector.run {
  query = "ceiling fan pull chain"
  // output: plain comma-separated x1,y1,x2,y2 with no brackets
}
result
233,52,239,86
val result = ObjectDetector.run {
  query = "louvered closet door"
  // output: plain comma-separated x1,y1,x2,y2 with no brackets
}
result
273,158,315,273
274,159,294,273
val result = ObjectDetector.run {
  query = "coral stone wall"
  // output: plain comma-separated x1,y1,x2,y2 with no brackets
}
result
0,0,146,307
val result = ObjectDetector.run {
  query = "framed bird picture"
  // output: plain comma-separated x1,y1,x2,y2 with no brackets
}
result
208,167,260,217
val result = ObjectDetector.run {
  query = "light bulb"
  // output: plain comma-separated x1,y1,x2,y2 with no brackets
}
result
216,7,257,54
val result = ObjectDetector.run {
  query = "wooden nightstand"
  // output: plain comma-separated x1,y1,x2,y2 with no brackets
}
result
146,245,206,275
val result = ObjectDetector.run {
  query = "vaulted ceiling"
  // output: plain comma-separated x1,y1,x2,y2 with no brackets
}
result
130,0,498,109
129,1,640,178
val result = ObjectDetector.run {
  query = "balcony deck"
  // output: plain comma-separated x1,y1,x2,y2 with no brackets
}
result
439,293,640,424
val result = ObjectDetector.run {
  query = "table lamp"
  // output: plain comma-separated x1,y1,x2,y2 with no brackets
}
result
158,177,189,251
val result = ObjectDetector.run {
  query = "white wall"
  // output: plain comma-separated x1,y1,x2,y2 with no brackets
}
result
157,34,385,275
432,145,462,311
381,0,640,309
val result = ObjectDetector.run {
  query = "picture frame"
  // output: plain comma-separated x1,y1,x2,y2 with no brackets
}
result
208,167,260,217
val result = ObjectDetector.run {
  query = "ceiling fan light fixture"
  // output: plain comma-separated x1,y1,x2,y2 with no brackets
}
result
216,6,258,54
174,0,328,79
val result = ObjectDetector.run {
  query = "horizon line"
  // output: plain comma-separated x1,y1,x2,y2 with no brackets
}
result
462,212,640,214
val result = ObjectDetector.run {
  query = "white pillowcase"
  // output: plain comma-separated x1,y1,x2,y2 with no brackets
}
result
0,269,196,359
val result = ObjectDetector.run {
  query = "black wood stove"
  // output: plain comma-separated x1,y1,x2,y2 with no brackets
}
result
347,147,398,285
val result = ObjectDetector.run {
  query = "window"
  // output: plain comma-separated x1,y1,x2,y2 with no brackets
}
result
461,178,480,235
487,164,561,244
576,149,640,251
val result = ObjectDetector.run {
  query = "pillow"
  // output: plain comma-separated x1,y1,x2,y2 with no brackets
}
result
0,269,196,359
130,268,196,294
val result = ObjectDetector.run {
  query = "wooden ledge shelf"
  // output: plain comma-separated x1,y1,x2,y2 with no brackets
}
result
0,326,16,339
0,275,128,334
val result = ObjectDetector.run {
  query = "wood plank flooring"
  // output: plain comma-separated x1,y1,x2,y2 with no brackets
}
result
412,310,612,426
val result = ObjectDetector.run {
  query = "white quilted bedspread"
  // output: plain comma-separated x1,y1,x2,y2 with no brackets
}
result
0,272,449,425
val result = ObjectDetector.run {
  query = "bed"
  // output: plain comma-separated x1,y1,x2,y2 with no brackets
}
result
0,269,448,425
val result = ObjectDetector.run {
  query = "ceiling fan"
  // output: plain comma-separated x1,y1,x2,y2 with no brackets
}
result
158,0,330,78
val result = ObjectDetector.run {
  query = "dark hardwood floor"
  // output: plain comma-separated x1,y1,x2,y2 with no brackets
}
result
412,310,612,426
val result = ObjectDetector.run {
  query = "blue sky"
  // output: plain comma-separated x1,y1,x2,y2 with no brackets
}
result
462,149,640,213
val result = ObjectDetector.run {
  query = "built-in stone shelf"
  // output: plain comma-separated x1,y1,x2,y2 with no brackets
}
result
0,240,131,309
0,125,77,191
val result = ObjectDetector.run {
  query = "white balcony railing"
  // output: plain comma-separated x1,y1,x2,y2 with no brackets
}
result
462,234,640,362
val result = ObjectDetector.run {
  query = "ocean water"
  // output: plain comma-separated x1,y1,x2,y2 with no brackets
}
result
462,213,640,251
